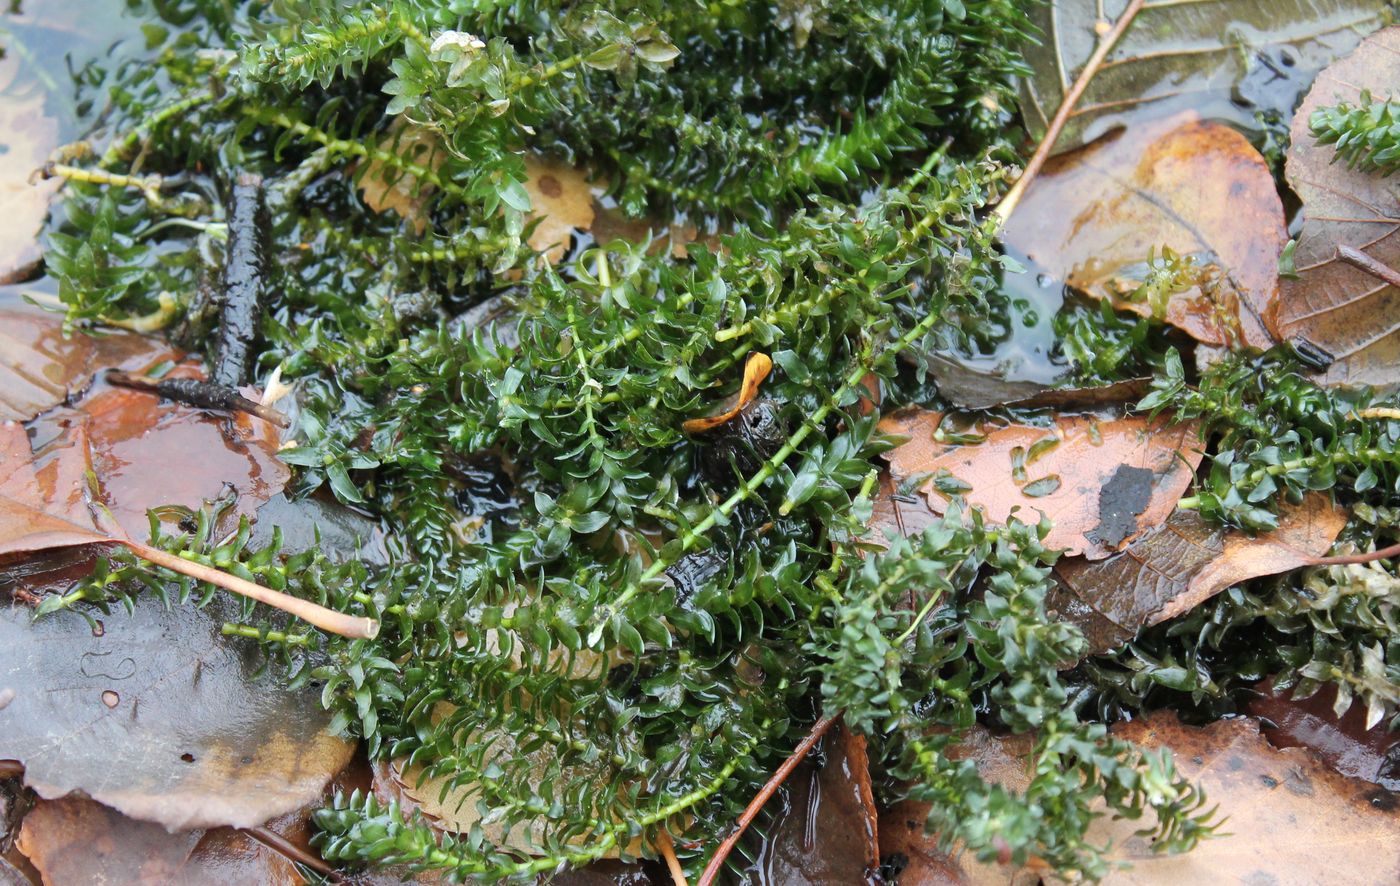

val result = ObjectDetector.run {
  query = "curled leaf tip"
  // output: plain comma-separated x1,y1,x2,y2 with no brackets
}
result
681,352,773,434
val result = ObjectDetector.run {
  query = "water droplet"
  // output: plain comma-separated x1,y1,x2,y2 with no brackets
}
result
101,690,119,708
1036,274,1054,288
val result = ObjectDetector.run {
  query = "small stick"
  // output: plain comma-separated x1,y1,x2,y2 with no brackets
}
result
241,826,344,882
992,0,1148,224
106,370,289,428
1305,540,1400,568
656,829,690,886
1336,244,1400,289
1354,407,1400,421
696,714,839,886
124,540,379,639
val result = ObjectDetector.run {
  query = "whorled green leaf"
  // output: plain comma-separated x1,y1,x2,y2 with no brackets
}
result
1017,0,1389,155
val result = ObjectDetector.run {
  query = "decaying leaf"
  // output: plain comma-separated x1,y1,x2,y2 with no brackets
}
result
878,728,1038,886
877,409,1203,559
16,796,305,886
1051,493,1347,654
2,405,374,638
0,598,354,832
1093,713,1400,884
1017,0,1389,155
883,713,1400,885
357,123,445,235
524,157,596,264
734,721,881,884
1002,113,1285,349
0,298,171,423
1246,679,1400,791
682,352,773,433
1276,26,1400,388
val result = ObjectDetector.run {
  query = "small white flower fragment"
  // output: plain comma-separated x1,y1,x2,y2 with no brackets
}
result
261,363,294,407
430,30,485,55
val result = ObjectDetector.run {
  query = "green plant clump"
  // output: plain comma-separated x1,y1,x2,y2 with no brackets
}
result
1310,89,1400,175
36,0,1234,881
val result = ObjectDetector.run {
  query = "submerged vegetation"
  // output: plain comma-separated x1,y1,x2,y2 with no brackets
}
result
13,0,1400,881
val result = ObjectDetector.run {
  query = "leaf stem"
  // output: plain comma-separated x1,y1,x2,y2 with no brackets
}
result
123,540,379,639
992,0,1147,224
695,714,839,886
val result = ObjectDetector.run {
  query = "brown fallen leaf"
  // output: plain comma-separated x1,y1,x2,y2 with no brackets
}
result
1245,678,1400,791
0,297,172,423
524,157,596,264
877,409,1203,559
1275,26,1400,389
887,713,1400,885
0,596,355,832
0,419,375,638
731,721,881,884
682,352,773,434
1051,493,1347,654
357,122,445,235
28,354,290,540
1002,112,1285,350
16,796,304,886
1093,713,1400,884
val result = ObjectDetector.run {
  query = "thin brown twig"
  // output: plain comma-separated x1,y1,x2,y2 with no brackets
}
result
1306,540,1400,567
1336,244,1400,289
125,540,379,639
656,829,690,886
992,0,1148,224
696,714,840,886
241,826,344,882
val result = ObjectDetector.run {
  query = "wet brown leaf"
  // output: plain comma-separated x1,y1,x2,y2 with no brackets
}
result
1092,713,1400,884
0,597,354,831
1246,678,1400,791
683,352,773,433
1016,0,1388,156
877,409,1203,559
16,796,303,886
524,157,596,264
1276,26,1400,388
735,721,881,885
0,298,170,423
1051,494,1347,654
357,123,444,235
1003,112,1285,349
884,714,1400,885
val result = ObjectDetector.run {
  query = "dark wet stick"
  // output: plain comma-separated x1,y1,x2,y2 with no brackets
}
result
212,172,268,387
105,370,289,427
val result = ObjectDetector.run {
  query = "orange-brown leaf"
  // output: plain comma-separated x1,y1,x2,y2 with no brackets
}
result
524,157,596,265
1276,26,1400,389
682,352,773,434
877,409,1203,559
1052,493,1346,654
1002,112,1285,350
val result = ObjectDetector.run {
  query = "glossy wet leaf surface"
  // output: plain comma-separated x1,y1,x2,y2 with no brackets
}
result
1051,493,1346,654
17,796,305,886
878,409,1203,558
1017,0,1389,155
0,597,353,832
735,721,880,885
1003,113,1285,349
1276,25,1400,388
